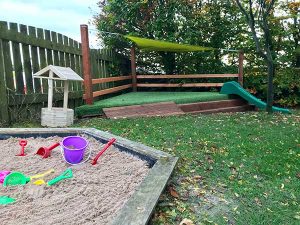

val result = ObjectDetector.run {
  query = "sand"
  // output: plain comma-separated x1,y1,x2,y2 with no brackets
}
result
0,136,150,225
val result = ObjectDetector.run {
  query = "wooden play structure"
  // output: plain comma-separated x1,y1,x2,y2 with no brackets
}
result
79,25,252,119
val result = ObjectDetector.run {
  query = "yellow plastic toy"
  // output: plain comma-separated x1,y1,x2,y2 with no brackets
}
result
30,169,54,186
33,179,46,185
29,169,54,180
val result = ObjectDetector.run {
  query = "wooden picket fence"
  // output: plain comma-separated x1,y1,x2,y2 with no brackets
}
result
0,21,123,125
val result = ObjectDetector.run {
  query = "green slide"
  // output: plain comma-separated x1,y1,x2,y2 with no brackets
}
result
220,81,291,114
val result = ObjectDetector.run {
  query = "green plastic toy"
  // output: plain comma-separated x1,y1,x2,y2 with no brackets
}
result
0,196,16,205
3,172,30,186
47,168,73,186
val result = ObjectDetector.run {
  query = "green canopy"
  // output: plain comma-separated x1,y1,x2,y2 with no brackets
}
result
124,35,215,52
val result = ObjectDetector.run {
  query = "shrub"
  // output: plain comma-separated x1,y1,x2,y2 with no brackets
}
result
244,68,300,107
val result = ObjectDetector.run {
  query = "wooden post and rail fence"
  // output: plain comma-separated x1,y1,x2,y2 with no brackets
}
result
81,25,244,105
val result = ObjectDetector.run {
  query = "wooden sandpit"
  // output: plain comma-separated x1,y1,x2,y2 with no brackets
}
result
0,128,178,225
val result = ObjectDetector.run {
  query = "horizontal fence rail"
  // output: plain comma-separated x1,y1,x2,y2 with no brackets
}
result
136,73,241,88
92,75,132,84
83,84,133,99
136,74,239,79
137,83,224,87
83,75,133,99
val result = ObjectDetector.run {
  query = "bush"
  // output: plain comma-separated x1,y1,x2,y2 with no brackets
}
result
244,68,300,107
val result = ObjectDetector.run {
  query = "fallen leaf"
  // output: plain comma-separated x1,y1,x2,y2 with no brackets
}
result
179,218,195,225
294,215,300,220
296,173,300,179
169,186,179,198
192,175,203,180
254,197,262,206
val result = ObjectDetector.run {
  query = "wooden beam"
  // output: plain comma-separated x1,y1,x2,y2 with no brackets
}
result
103,102,185,119
137,83,224,87
8,91,83,106
47,70,54,109
238,50,244,86
83,84,133,99
131,47,137,92
80,24,93,104
137,74,239,79
92,75,132,84
63,80,69,110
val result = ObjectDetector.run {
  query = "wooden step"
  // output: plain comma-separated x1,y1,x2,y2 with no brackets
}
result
178,99,247,112
103,101,185,119
186,105,255,115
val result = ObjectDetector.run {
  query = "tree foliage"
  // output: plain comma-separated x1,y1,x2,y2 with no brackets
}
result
94,0,245,74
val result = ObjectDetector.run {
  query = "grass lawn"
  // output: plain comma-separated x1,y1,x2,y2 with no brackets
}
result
75,91,230,117
13,110,300,224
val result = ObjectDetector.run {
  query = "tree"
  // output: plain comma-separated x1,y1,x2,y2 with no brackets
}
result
94,0,183,74
235,0,277,113
287,1,300,67
271,1,300,68
94,0,246,75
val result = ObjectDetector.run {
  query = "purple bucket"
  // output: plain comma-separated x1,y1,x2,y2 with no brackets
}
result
62,136,88,164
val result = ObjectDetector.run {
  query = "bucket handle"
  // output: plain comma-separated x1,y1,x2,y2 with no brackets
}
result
60,146,92,166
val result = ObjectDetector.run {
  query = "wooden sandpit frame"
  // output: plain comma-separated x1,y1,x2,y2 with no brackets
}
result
0,128,178,225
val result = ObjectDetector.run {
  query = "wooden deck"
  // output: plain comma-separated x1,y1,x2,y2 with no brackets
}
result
103,102,185,119
103,99,255,119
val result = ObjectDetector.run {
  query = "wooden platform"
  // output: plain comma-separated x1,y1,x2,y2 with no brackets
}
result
103,99,255,119
103,102,185,119
178,99,255,114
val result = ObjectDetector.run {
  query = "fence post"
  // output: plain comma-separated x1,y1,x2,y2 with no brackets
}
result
0,40,10,125
80,24,93,105
131,47,137,92
238,50,244,86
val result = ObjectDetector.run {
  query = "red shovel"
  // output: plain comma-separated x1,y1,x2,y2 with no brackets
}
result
16,139,27,156
36,143,60,159
91,138,116,165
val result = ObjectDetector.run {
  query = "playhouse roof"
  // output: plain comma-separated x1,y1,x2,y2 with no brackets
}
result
33,65,83,81
124,35,215,52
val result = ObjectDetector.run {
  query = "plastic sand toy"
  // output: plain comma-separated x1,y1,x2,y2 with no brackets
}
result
29,169,54,180
0,196,16,205
30,169,54,186
0,171,11,184
3,172,30,186
47,168,73,186
91,138,116,165
36,142,60,158
16,139,27,156
61,136,88,164
33,179,46,185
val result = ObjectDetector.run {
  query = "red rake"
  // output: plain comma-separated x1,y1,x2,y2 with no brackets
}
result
91,138,116,165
